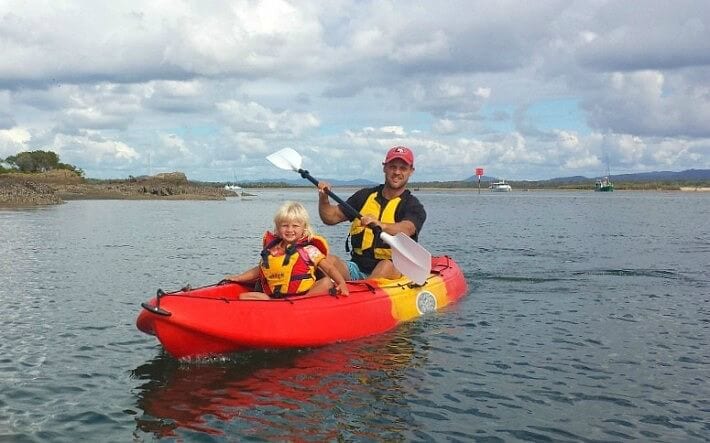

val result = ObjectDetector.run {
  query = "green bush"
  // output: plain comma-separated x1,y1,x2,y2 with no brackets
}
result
3,150,83,176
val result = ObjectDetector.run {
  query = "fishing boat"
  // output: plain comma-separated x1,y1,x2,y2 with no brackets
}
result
136,255,468,359
594,158,614,192
489,180,512,192
594,176,614,192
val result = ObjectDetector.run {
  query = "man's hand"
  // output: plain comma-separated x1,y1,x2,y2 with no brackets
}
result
317,180,348,224
317,181,331,196
359,215,382,230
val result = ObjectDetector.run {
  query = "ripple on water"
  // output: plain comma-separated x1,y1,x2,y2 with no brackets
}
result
2,194,710,441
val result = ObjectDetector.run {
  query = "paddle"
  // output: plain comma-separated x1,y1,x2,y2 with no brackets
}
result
266,147,431,284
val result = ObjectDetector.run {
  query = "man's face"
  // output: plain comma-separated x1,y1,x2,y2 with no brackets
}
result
383,159,414,190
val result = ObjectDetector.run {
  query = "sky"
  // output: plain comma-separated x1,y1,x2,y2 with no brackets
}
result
1,0,709,182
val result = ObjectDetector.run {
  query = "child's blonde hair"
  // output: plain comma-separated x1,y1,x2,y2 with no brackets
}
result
273,201,313,240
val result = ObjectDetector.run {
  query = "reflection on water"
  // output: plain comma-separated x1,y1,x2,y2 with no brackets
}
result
132,327,422,440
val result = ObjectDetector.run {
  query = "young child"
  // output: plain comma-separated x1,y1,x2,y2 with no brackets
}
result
224,201,349,300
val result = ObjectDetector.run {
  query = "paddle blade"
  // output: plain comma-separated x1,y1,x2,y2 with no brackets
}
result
266,148,302,171
380,232,431,285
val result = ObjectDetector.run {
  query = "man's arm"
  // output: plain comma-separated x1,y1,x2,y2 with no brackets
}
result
358,215,416,237
360,194,425,238
317,182,349,225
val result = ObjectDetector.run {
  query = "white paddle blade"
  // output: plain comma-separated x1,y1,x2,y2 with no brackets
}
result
380,232,431,285
266,148,303,171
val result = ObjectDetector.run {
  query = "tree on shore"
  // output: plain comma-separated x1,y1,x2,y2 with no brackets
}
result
2,150,84,176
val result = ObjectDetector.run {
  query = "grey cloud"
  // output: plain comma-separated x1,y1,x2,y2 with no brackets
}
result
402,79,489,118
295,93,311,105
143,96,212,114
1,1,709,180
0,112,16,129
321,80,368,99
582,69,710,138
11,86,73,111
143,82,214,114
576,0,710,72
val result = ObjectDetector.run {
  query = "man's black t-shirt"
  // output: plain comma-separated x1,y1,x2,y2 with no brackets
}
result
339,184,426,273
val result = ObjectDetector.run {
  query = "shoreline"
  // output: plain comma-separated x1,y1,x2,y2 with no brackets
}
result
679,186,710,192
3,172,709,209
0,171,233,208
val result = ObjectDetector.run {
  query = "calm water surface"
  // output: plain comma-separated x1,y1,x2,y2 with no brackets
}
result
1,190,708,441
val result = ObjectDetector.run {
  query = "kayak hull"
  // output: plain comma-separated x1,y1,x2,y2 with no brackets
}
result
137,255,468,358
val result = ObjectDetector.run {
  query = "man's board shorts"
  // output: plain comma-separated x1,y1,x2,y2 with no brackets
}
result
346,260,369,280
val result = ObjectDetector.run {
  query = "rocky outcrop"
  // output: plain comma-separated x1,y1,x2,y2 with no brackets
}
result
0,179,63,206
153,172,188,183
0,170,230,207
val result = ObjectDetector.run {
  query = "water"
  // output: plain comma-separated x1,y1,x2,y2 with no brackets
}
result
1,190,708,441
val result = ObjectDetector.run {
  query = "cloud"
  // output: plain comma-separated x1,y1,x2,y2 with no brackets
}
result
576,1,710,71
0,112,16,130
0,127,31,157
217,100,320,137
583,70,710,138
144,80,212,113
433,119,458,135
0,0,329,88
51,132,140,175
1,1,709,181
406,78,492,118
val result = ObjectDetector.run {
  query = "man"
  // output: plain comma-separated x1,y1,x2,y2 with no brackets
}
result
317,146,426,280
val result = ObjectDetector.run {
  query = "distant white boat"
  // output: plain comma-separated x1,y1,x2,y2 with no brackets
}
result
225,183,257,199
225,169,242,193
489,180,512,192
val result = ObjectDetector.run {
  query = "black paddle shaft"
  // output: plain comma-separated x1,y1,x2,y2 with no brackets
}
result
298,169,367,223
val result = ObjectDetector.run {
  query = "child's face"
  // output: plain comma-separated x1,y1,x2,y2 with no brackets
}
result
277,219,305,242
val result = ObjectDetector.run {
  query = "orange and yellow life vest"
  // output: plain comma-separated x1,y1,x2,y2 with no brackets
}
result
348,191,402,266
258,231,329,297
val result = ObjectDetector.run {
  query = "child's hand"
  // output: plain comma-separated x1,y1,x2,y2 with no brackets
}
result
335,281,349,296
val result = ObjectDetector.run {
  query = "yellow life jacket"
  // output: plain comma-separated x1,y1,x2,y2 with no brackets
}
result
258,231,329,297
348,191,401,269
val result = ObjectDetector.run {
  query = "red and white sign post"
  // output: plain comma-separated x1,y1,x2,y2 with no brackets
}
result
475,167,484,194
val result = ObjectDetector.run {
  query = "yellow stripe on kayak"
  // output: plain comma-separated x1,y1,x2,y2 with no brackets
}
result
375,274,450,322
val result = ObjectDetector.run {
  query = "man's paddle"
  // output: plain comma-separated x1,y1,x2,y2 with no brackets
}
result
266,147,431,285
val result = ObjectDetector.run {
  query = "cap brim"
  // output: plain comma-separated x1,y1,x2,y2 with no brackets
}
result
384,155,413,165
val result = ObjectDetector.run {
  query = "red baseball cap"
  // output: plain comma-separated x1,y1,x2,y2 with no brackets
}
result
383,146,414,166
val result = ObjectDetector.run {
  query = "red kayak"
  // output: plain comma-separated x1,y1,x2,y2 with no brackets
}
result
137,255,468,358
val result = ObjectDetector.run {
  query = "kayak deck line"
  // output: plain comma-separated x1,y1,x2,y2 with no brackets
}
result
144,276,432,305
